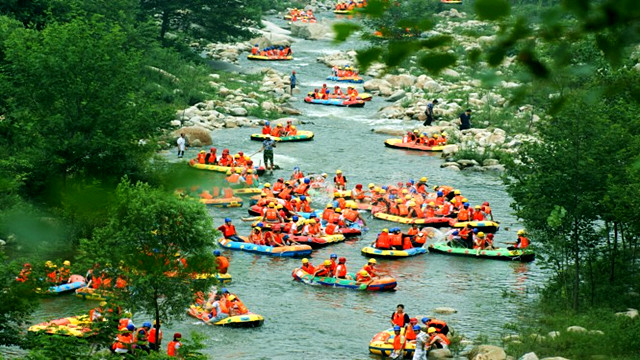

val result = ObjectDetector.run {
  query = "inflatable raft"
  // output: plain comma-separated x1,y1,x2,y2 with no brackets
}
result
247,55,293,61
441,0,462,3
333,189,352,199
373,212,451,227
306,91,372,101
233,188,262,195
292,268,397,291
188,305,264,328
451,220,500,233
384,138,445,152
75,287,113,301
250,130,314,142
200,197,243,208
290,234,345,248
333,9,354,14
326,75,364,83
369,327,415,357
429,243,535,262
28,315,94,337
361,246,427,258
188,159,254,174
304,97,365,107
217,238,312,258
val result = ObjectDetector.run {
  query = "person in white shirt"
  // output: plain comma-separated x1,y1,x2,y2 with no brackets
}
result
177,133,186,158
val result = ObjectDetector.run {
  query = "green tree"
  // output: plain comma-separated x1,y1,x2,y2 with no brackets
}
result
0,256,38,346
0,17,170,197
140,0,262,44
77,179,218,350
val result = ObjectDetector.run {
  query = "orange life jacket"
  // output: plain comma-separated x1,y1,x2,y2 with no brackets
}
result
278,187,292,200
262,126,271,134
431,333,451,346
197,153,206,164
148,327,161,344
472,211,485,221
112,333,133,350
405,326,416,340
324,223,338,235
407,227,418,236
402,236,413,250
273,182,285,193
294,183,309,195
376,233,390,248
270,127,281,137
334,175,346,186
220,224,236,238
265,208,278,221
335,264,347,278
390,233,403,246
301,263,315,273
392,312,406,327
517,236,530,248
322,209,334,221
167,340,181,357
343,209,358,222
457,208,470,221
216,256,229,274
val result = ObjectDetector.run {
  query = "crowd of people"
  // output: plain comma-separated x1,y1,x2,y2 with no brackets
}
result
330,65,360,78
334,1,367,11
285,8,316,22
310,84,361,101
261,119,298,137
388,304,451,359
194,287,249,324
250,44,293,58
195,148,254,170
401,130,448,146
299,255,384,283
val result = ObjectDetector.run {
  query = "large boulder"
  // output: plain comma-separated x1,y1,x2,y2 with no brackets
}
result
519,353,539,360
423,80,443,93
433,307,457,314
429,348,453,358
229,107,248,116
386,90,406,102
290,21,333,40
171,126,212,146
441,144,459,157
615,308,638,319
280,107,302,115
566,326,587,333
467,345,507,360
384,74,416,88
364,78,393,92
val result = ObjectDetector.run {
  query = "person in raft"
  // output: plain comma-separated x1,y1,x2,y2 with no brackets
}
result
218,218,242,242
507,229,530,250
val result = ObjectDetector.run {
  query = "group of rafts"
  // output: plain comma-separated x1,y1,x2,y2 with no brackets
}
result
305,65,370,107
334,0,367,14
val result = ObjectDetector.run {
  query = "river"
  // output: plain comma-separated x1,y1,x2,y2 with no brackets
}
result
25,11,544,360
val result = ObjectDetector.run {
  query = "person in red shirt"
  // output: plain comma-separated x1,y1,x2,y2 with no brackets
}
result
217,218,241,242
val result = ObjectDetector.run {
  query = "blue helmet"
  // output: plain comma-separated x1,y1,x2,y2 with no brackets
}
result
421,317,430,324
127,324,135,331
437,191,443,197
256,222,264,228
452,231,459,236
283,235,290,240
473,228,479,234
225,217,231,223
300,196,306,201
393,325,401,331
143,322,152,328
463,202,469,207
304,178,310,184
254,44,259,46
293,166,300,171
330,253,337,259
293,215,299,221
413,325,421,331
221,287,229,293
382,185,388,190
409,179,415,184
265,121,270,126
214,250,221,256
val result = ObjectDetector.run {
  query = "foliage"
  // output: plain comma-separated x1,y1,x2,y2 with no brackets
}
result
504,309,640,359
0,256,38,347
77,179,218,331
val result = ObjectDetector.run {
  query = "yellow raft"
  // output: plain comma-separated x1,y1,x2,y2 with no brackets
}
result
75,287,113,301
247,55,293,61
373,212,452,227
29,315,95,337
369,327,416,357
188,159,253,174
361,246,427,258
199,197,243,208
188,305,264,327
234,188,262,195
250,130,314,142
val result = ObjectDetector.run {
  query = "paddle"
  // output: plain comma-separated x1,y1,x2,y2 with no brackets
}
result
241,216,261,222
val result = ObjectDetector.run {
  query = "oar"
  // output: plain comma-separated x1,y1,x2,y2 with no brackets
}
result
241,216,261,222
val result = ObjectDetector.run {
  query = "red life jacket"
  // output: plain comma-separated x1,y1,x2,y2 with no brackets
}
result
322,209,334,221
334,175,346,186
262,126,271,135
376,233,390,248
390,233,403,246
265,208,278,221
335,264,347,278
392,312,406,327
221,224,236,237
325,223,338,235
517,236,530,248
457,208,470,221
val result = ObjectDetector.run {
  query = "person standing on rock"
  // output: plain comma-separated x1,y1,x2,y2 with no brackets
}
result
459,109,472,130
289,70,297,95
177,133,186,158
258,135,276,171
423,99,438,126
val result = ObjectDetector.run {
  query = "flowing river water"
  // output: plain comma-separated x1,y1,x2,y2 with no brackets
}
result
24,12,545,360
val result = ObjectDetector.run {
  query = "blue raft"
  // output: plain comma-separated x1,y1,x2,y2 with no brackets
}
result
217,238,312,258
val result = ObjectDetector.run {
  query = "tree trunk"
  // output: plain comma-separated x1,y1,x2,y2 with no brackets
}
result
160,10,170,44
572,223,580,311
611,222,618,283
154,287,161,351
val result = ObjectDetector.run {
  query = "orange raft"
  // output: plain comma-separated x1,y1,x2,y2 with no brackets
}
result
384,138,445,152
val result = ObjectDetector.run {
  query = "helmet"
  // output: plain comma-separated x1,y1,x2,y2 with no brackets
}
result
292,216,299,221
428,202,435,207
127,324,135,331
338,257,346,263
473,228,479,234
200,150,206,153
305,219,313,225
413,325,421,331
517,229,526,235
268,202,275,208
404,195,411,200
330,253,337,259
233,154,240,158
463,202,469,208
451,198,457,203
291,125,297,129
63,260,71,266
413,129,419,133
214,250,221,256
462,198,468,203
300,196,306,201
45,261,55,268
228,295,236,301
442,132,447,136
396,199,403,203
256,222,264,228
302,258,309,263
359,270,369,276
478,232,485,238
223,148,229,153
382,228,389,233
336,170,342,174
225,217,232,223
393,325,401,331
277,123,283,127
143,322,152,328
350,203,358,209
380,189,386,194
324,260,331,266
434,134,439,138
420,177,427,182
475,205,481,209
428,327,437,334
265,121,270,126
325,203,334,209
368,183,375,188
309,219,317,224
437,191,443,197
402,189,409,194
356,184,363,189
174,332,182,339
454,190,461,195
287,119,292,124
304,178,310,184
335,208,342,213
368,258,376,264
483,201,490,206
421,317,430,324
452,231,459,236
264,183,271,188
407,200,416,207
24,263,31,268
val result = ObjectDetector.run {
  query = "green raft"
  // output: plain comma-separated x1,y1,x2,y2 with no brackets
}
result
428,243,535,262
250,130,314,142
